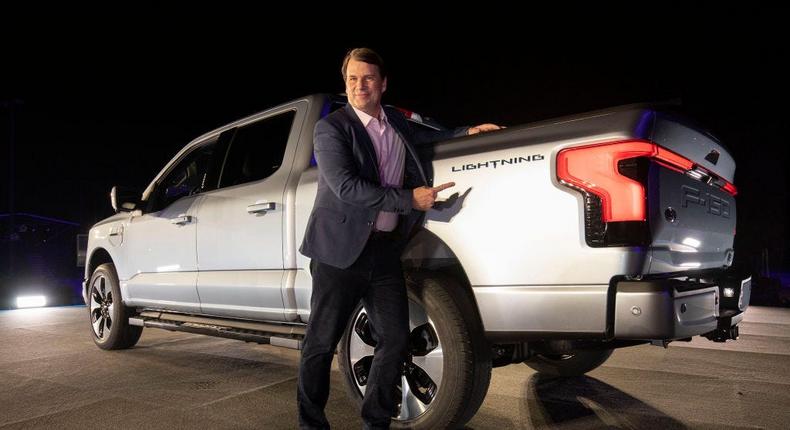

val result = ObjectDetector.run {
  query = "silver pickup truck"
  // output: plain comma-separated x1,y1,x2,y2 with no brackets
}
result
83,94,750,429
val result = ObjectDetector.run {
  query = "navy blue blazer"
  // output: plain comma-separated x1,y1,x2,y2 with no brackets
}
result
299,103,467,269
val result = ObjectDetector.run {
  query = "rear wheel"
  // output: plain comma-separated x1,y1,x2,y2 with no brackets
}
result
524,349,613,377
88,263,142,350
338,273,491,429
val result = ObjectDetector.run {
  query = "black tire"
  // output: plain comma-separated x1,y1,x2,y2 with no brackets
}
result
524,349,613,377
88,263,143,350
338,272,491,429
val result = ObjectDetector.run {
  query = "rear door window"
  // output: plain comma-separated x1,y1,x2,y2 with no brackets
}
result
218,111,296,188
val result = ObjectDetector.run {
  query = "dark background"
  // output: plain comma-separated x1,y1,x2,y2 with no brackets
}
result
1,11,788,305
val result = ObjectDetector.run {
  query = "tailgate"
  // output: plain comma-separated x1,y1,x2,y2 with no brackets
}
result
651,112,736,183
646,112,737,273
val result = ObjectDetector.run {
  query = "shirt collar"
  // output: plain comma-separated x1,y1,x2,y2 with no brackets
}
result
351,105,388,128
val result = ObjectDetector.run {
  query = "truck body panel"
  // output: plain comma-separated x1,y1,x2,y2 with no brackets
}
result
85,94,745,340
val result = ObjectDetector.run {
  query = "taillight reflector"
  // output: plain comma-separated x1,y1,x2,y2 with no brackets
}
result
394,106,414,120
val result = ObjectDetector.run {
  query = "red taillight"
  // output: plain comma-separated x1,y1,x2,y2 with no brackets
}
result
722,182,738,196
557,141,654,222
655,146,694,171
557,140,732,222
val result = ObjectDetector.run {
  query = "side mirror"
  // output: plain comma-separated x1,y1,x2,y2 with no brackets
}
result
110,186,141,213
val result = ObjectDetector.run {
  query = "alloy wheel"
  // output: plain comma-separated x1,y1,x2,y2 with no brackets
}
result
348,300,444,420
89,274,114,340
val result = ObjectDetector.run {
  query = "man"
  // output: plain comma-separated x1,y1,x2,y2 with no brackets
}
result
297,47,500,429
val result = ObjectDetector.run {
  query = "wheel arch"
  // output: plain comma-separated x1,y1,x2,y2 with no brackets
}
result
402,229,486,334
85,248,114,299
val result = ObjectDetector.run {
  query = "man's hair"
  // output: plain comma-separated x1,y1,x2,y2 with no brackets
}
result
341,48,386,80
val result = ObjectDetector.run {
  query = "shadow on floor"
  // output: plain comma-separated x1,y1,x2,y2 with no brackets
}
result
520,374,686,429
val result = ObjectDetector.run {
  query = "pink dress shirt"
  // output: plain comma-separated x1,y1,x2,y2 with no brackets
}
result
351,106,406,232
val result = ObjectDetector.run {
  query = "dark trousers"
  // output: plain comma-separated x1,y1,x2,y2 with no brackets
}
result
297,234,409,430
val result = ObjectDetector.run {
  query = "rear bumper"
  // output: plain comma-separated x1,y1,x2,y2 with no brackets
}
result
613,276,751,340
475,275,750,342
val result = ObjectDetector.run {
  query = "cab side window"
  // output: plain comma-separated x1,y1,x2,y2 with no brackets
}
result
218,111,295,188
148,141,218,212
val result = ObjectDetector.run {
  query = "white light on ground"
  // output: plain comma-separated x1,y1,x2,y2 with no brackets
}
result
16,295,47,308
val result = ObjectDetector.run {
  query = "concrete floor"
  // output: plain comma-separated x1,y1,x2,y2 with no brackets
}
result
0,305,788,429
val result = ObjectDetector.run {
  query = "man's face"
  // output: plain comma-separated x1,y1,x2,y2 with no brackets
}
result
345,59,387,116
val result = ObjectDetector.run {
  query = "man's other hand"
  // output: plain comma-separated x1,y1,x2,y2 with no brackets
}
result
467,123,503,135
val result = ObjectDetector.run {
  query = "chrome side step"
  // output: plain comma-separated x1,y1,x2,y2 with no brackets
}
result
129,311,305,349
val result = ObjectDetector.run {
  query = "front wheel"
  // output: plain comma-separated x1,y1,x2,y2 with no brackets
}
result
338,273,491,429
524,349,613,377
88,263,143,350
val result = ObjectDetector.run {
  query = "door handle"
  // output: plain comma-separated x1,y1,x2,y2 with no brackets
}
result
170,214,193,225
247,202,276,214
